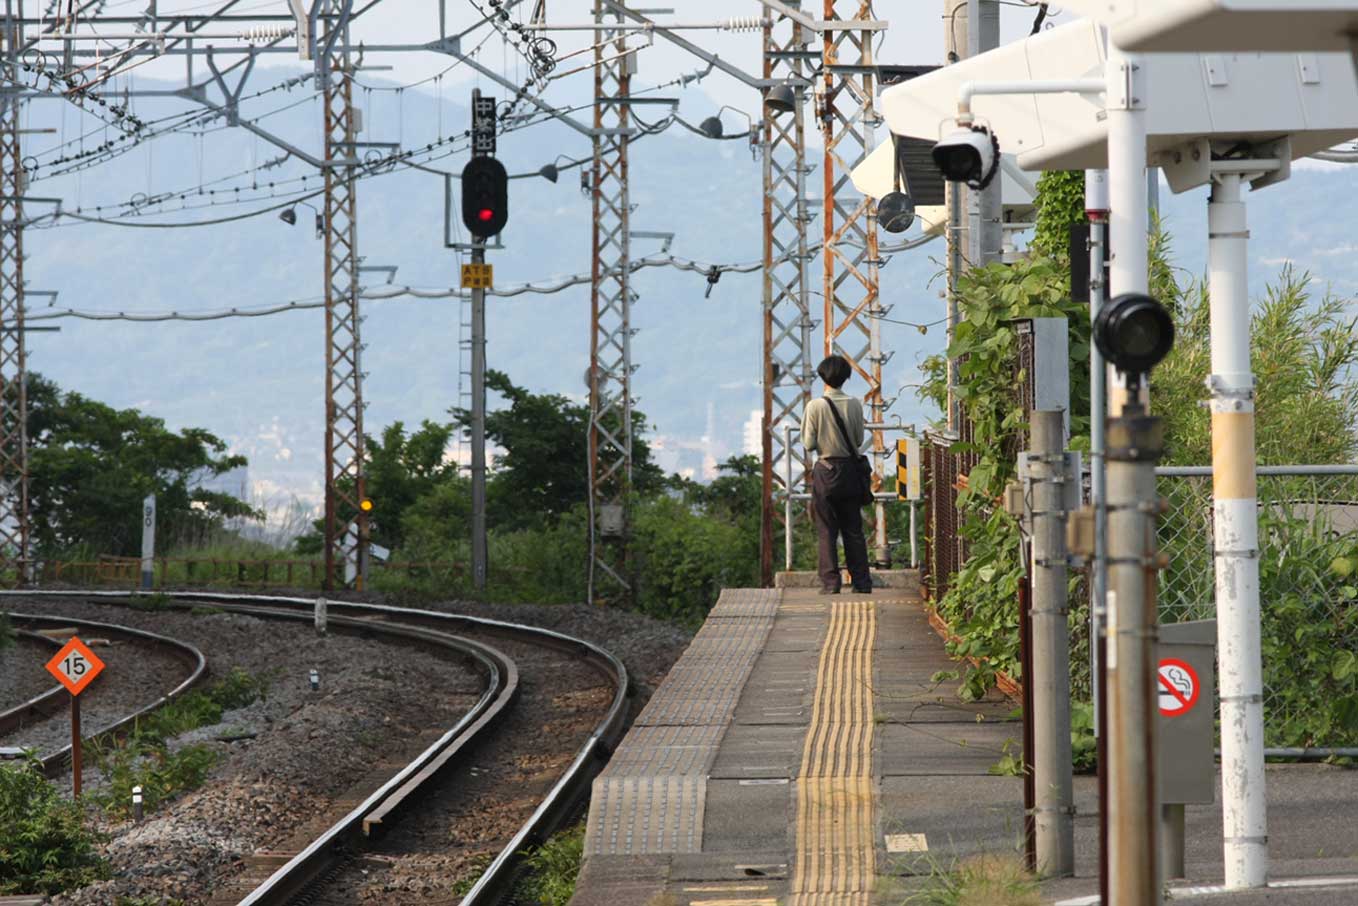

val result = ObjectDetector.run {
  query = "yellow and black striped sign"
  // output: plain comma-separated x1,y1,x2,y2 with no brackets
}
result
896,437,921,501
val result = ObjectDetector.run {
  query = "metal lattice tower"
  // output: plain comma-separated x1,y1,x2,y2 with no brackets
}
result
819,0,886,560
321,44,367,591
0,53,28,586
587,0,634,605
760,13,813,585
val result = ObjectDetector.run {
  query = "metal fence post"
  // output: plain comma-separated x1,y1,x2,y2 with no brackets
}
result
1028,411,1074,876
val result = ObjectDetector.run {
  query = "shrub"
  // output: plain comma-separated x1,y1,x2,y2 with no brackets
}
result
0,756,108,894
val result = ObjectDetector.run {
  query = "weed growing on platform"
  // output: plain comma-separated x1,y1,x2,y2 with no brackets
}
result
0,755,109,894
903,852,1039,906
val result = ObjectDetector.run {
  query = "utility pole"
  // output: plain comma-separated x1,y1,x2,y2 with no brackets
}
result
1104,44,1148,417
821,0,888,563
320,7,366,592
588,0,635,605
759,10,812,586
1028,410,1074,876
0,28,27,586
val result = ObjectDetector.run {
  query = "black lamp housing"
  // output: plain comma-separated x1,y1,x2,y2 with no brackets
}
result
1094,292,1175,377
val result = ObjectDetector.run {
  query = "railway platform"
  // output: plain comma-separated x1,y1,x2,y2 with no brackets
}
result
570,577,1358,906
570,574,1024,906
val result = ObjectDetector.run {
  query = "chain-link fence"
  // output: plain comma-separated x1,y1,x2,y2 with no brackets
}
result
1156,465,1358,749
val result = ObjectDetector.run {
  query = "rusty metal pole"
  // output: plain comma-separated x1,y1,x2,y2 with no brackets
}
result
70,693,81,798
820,0,885,563
760,11,811,586
320,11,365,592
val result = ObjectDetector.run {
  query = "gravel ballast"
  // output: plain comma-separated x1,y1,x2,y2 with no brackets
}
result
0,593,695,905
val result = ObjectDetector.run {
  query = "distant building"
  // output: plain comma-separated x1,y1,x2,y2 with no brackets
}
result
741,410,762,457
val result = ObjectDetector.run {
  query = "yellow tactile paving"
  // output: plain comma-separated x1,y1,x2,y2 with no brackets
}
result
790,600,877,906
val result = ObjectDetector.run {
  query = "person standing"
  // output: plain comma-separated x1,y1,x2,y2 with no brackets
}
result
802,354,872,595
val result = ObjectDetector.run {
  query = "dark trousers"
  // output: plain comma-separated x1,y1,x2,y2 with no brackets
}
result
811,460,871,591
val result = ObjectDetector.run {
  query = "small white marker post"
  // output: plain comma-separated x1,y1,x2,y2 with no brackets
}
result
140,495,156,590
314,596,327,636
309,669,320,691
132,784,144,821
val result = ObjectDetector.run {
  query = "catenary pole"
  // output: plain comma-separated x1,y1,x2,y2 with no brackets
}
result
1029,410,1074,875
1208,170,1267,888
0,4,28,586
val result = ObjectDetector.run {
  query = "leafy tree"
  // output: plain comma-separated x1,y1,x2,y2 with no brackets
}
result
455,370,663,531
364,420,461,549
25,374,255,557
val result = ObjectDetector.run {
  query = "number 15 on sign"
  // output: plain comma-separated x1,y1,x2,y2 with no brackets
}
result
45,637,105,797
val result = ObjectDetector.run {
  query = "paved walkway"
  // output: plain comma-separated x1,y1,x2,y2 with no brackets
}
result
569,580,1358,905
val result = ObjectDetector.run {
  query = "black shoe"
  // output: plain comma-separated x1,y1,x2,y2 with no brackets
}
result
818,586,841,596
851,585,873,595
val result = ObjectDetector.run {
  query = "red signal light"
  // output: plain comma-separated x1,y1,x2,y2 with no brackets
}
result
478,208,494,222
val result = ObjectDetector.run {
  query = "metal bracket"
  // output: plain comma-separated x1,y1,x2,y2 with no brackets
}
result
205,46,256,126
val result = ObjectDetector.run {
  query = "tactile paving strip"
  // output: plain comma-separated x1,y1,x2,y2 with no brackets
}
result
585,589,779,856
789,600,878,906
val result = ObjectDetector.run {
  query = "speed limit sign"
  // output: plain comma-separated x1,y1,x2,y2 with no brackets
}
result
45,637,105,696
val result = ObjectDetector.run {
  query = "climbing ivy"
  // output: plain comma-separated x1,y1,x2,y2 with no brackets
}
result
922,254,1090,696
1030,171,1085,261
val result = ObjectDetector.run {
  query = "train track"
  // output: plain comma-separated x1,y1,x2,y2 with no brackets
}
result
1,590,630,905
0,613,208,776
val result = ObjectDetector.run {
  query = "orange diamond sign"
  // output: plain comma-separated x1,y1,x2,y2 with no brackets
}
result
45,637,105,696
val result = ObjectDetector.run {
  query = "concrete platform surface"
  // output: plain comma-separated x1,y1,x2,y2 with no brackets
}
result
570,580,1358,905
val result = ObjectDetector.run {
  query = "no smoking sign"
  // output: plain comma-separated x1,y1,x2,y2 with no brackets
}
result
1158,658,1200,717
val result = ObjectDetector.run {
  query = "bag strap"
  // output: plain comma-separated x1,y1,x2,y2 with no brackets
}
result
822,397,858,455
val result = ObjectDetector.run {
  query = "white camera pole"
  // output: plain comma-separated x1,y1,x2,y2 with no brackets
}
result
1209,164,1270,889
1104,41,1149,418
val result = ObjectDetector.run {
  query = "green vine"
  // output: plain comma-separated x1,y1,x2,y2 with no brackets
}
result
1031,171,1085,261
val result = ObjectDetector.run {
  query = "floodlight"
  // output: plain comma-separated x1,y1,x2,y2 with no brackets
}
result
1059,0,1358,53
279,207,297,226
699,115,724,139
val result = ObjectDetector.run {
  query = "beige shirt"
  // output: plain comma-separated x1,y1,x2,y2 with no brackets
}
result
802,389,864,459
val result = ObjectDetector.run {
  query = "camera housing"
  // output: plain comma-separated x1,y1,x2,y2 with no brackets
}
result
878,191,916,233
931,124,999,189
1094,292,1175,377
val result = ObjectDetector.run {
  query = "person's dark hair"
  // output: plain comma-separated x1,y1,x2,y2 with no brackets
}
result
817,354,852,389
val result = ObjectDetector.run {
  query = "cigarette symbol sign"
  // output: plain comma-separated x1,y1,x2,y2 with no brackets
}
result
45,637,106,696
1157,658,1200,717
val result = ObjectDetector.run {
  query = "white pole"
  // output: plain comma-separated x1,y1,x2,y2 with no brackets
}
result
1087,171,1109,733
1208,171,1267,889
1104,39,1148,417
140,495,155,591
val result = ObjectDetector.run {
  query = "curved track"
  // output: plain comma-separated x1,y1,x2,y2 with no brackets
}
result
1,590,630,906
0,613,208,775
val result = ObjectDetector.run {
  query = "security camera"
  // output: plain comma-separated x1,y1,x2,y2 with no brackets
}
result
878,191,915,234
931,124,999,190
1094,292,1175,380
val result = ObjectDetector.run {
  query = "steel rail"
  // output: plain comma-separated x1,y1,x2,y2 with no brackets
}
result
0,590,631,905
0,629,65,735
2,613,209,776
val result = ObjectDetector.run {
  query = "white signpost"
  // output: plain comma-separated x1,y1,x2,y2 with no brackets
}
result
140,494,156,591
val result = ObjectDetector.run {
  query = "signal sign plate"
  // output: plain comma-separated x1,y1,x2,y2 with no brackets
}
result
45,637,105,696
1157,657,1200,717
461,263,494,289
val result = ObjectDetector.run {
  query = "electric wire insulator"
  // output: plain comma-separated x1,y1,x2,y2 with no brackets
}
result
720,17,766,32
238,25,295,43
